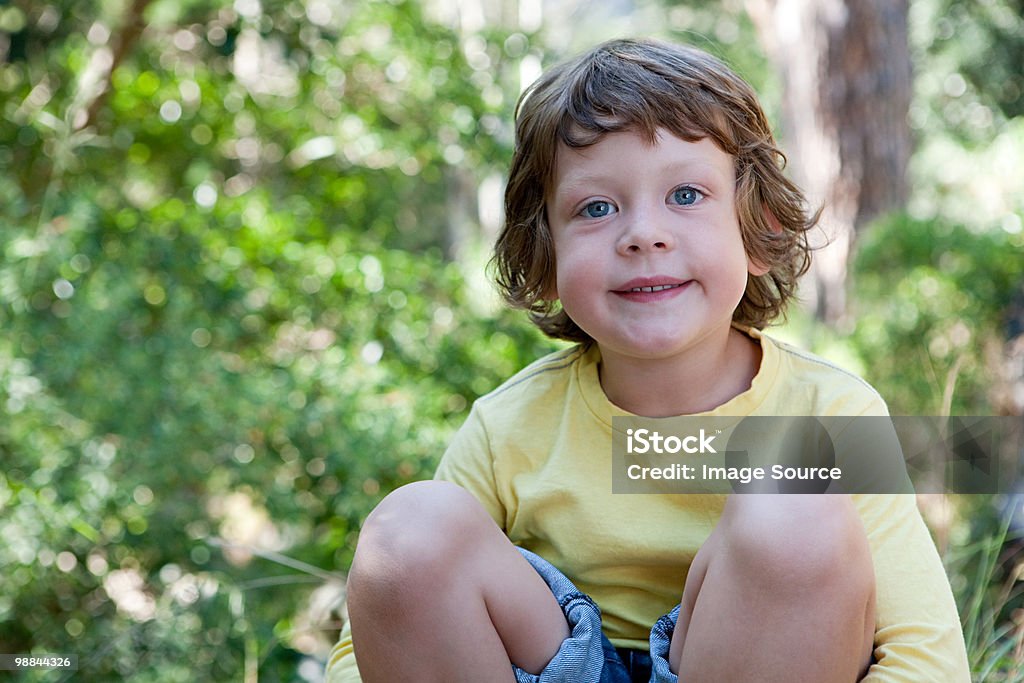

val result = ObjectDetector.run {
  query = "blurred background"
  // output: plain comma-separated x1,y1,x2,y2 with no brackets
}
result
1,0,1022,680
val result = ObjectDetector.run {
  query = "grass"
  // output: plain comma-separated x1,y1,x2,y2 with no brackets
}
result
944,496,1024,681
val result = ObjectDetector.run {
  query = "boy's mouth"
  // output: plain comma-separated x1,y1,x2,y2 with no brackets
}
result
613,277,690,293
626,284,684,293
612,277,692,301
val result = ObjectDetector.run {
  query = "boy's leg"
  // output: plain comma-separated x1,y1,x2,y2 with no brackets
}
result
346,480,570,683
664,494,875,683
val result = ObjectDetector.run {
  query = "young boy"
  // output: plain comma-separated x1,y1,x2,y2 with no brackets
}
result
327,38,969,682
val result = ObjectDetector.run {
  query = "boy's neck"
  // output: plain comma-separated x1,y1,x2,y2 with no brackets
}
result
597,327,763,417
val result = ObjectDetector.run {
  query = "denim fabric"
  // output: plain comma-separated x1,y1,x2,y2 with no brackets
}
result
512,548,605,683
512,547,679,683
648,605,681,683
603,640,652,683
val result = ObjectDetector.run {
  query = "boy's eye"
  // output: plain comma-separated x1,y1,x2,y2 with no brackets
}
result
581,201,615,218
671,187,703,206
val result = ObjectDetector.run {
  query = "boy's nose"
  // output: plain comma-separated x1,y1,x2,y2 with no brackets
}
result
616,211,675,255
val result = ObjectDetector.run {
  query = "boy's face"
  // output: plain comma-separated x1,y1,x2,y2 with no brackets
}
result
546,129,767,364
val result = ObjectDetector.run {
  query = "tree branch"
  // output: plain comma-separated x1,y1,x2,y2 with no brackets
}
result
79,0,152,131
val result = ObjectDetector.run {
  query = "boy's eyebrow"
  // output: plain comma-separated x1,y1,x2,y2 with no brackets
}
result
553,161,732,195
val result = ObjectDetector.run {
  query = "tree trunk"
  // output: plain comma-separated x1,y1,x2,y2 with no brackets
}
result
748,0,912,324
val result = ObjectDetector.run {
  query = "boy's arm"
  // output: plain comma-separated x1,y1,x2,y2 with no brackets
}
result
854,493,971,682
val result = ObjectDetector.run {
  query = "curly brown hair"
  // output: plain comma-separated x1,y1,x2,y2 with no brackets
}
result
493,38,815,343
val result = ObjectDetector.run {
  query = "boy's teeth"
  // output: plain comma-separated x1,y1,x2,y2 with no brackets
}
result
630,284,679,292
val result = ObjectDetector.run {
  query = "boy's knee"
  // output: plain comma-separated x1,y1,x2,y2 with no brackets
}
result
720,495,873,595
349,481,492,597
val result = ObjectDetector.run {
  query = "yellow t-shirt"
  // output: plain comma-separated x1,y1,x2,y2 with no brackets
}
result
326,330,970,682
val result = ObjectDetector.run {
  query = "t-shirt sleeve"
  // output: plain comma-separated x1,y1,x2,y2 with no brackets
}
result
432,402,506,529
855,492,971,682
324,620,360,683
844,397,970,680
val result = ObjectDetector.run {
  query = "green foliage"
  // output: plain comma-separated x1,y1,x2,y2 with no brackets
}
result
848,214,1024,415
848,215,1024,680
913,0,1024,128
0,0,557,679
908,1,1024,236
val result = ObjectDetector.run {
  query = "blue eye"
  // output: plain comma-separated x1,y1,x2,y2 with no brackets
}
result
582,201,615,218
671,187,703,206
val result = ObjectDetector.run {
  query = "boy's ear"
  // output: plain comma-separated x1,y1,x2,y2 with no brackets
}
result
540,278,559,301
747,257,771,277
747,206,781,277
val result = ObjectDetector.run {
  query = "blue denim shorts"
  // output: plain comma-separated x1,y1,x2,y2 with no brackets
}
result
512,547,681,683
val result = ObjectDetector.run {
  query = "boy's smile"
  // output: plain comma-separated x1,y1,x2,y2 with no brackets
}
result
546,128,767,412
612,276,692,302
